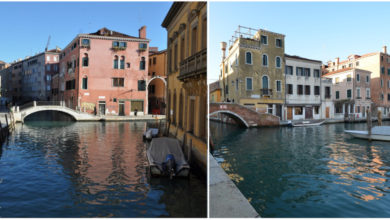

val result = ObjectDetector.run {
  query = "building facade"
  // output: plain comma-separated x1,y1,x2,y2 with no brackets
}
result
284,55,323,120
147,48,167,115
220,26,285,119
21,49,60,102
162,1,207,173
325,46,390,116
209,80,221,103
59,27,149,116
323,68,372,119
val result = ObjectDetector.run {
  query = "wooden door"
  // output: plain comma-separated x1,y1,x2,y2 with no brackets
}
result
305,107,313,119
326,107,330,119
287,107,293,120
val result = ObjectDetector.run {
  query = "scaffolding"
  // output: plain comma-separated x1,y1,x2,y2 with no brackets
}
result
229,25,260,47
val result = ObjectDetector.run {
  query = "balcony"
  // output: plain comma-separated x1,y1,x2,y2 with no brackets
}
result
178,48,207,81
261,88,272,96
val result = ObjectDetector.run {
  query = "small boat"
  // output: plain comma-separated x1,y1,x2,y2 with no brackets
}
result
290,119,325,127
345,126,390,141
143,128,159,141
146,137,190,178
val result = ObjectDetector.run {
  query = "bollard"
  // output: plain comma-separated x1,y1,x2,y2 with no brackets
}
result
33,101,37,107
17,106,19,113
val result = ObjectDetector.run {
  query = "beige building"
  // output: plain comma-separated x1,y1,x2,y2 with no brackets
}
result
220,26,285,119
325,46,390,116
323,68,372,120
162,2,207,173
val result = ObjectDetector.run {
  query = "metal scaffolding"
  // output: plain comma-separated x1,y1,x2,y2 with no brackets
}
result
229,25,259,47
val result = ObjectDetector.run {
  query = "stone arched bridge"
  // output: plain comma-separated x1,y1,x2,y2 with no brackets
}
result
209,103,280,128
12,101,99,123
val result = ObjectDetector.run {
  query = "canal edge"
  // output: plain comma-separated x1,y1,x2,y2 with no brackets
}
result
209,153,260,218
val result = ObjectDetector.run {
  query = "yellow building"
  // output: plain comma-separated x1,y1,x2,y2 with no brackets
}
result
162,2,207,173
209,80,221,103
220,26,285,119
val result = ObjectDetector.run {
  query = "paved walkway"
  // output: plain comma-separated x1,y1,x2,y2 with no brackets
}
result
209,153,259,218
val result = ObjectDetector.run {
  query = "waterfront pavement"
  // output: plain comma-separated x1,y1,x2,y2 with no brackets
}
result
209,153,259,218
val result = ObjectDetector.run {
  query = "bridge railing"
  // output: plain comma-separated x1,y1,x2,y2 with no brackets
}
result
36,101,63,106
18,102,34,111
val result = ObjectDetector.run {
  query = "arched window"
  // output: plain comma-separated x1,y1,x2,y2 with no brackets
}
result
262,54,268,66
82,53,89,67
120,56,125,69
113,55,119,69
140,57,146,70
245,52,252,64
262,75,269,89
276,56,281,68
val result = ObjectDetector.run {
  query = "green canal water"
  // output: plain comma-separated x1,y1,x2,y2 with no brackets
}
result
0,112,206,217
211,121,390,217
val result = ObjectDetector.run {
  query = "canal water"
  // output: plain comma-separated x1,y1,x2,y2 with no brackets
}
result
0,112,206,217
211,121,390,217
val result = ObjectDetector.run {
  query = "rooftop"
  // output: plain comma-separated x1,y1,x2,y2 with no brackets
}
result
285,54,322,64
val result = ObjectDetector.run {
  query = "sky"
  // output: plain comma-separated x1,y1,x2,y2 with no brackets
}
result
209,2,390,84
0,2,172,63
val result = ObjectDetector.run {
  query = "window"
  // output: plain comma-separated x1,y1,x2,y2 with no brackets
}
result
335,77,340,84
276,57,281,68
262,54,268,66
305,85,310,95
297,85,303,95
295,107,303,115
388,80,390,89
82,53,89,67
54,56,58,62
246,78,253,91
366,75,370,83
139,43,147,50
314,106,319,114
276,80,281,92
225,85,229,94
296,67,303,76
236,79,239,91
388,93,390,101
304,68,310,77
357,106,361,113
276,39,282,47
138,80,146,91
140,57,146,70
131,100,144,112
336,91,340,99
120,56,125,69
262,76,268,89
113,41,120,48
153,57,156,65
81,39,90,47
245,52,252,64
112,78,124,87
119,42,127,48
381,79,384,88
82,77,88,89
347,74,352,82
267,104,273,114
357,88,361,98
381,66,385,74
286,65,293,75
261,35,268,44
113,56,119,69
65,79,76,90
113,41,127,49
388,69,390,75
46,65,51,71
47,56,50,62
127,63,131,68
356,61,359,66
314,69,320,78
366,88,370,98
347,89,352,98
314,86,320,95
335,105,343,113
287,84,293,94
381,93,384,100
191,26,197,55
349,63,352,68
356,74,360,82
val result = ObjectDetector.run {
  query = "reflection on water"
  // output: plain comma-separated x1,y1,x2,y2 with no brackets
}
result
211,121,390,217
0,118,206,217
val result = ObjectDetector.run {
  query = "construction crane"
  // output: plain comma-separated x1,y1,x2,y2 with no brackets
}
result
45,35,51,52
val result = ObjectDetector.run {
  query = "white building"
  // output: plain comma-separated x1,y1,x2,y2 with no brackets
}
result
284,55,323,120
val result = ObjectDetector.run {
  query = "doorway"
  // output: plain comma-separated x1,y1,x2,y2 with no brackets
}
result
287,107,293,120
119,101,125,116
99,101,106,115
305,107,313,119
326,107,330,119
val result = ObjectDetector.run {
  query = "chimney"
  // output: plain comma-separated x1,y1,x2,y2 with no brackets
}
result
383,45,387,54
139,26,146,39
335,57,339,66
221,41,227,61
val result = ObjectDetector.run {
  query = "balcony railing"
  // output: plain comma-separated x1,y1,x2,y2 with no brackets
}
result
178,48,206,81
261,89,272,96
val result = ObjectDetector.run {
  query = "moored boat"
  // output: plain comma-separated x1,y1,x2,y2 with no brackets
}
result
345,126,390,141
290,119,325,127
146,137,190,178
143,128,159,141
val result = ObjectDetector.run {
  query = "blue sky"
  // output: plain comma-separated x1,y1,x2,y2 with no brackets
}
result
209,2,390,83
0,2,172,63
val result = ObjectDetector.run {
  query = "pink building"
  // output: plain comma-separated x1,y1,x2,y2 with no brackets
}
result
58,27,150,116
